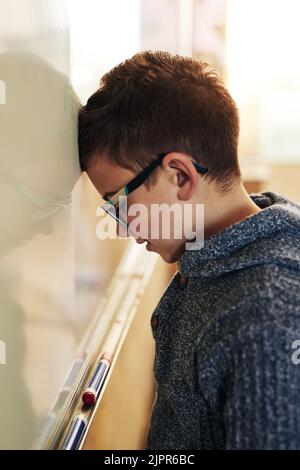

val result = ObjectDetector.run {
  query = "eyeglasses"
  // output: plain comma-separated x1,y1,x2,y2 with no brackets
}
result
100,151,208,228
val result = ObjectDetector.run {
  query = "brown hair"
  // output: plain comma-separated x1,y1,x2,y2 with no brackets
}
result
78,50,241,192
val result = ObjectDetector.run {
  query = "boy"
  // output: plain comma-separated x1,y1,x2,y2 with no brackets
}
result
78,51,300,449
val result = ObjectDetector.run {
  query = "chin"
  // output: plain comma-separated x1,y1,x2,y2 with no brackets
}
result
158,249,181,264
149,242,185,264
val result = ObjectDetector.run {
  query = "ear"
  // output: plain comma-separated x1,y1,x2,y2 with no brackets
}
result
162,152,199,201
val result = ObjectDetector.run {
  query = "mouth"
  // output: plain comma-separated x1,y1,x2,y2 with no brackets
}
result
136,238,154,252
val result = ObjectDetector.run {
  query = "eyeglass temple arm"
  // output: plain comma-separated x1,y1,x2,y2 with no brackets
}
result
102,152,208,203
192,160,208,174
127,153,208,193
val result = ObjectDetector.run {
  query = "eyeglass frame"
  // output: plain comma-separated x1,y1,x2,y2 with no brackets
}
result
100,151,208,227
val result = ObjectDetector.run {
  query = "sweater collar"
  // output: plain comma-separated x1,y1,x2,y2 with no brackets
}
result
177,191,300,279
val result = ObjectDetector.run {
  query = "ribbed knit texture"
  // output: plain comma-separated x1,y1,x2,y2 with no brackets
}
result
145,191,300,450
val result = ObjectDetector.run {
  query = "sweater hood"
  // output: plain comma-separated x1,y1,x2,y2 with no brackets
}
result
178,191,300,279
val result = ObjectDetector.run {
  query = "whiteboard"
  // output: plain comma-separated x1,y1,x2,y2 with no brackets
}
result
0,0,128,449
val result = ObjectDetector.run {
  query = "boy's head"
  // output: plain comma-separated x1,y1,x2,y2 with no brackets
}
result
78,50,242,263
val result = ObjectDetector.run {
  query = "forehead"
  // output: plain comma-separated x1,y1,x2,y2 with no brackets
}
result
86,156,136,197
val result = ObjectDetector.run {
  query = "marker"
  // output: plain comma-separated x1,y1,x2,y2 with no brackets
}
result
61,414,88,450
82,352,112,406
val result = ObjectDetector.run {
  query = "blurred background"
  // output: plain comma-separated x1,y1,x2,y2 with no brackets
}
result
68,0,300,200
0,0,299,450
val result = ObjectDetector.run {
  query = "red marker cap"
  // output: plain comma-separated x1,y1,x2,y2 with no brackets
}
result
82,390,96,406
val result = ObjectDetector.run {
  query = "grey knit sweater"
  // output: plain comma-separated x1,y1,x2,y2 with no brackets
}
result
145,191,300,450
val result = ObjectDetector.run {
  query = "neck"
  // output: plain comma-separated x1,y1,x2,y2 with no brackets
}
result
203,182,262,240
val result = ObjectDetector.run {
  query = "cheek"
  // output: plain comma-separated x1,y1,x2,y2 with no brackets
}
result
126,201,151,239
148,206,185,241
126,186,178,239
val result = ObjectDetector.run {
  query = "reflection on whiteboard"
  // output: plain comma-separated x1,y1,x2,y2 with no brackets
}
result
0,0,132,449
0,51,81,449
